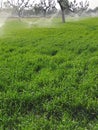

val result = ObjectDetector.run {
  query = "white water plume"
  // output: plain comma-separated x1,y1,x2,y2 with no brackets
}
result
0,11,11,28
22,11,59,28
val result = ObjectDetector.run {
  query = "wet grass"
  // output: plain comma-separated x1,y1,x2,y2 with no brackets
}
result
0,17,98,130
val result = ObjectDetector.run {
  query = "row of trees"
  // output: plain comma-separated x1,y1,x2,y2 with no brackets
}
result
0,0,57,17
0,0,90,23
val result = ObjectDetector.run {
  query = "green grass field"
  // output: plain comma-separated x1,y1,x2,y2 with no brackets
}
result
0,17,98,130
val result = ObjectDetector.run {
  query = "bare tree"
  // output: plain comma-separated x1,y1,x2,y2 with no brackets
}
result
33,3,43,15
5,0,31,17
33,0,57,16
40,0,56,17
70,0,89,14
57,0,89,23
57,0,68,23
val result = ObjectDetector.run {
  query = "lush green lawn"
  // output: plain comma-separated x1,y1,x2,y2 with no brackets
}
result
0,17,98,130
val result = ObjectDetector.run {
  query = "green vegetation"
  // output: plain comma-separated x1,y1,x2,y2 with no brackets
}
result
0,18,98,130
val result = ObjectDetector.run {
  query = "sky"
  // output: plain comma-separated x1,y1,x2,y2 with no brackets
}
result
0,0,98,9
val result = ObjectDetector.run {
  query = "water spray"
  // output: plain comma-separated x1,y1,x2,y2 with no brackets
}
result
21,10,60,28
0,11,11,28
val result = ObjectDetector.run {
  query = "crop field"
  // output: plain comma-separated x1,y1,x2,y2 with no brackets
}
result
0,17,98,130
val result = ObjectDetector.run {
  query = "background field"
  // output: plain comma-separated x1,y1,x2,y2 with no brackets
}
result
0,17,98,130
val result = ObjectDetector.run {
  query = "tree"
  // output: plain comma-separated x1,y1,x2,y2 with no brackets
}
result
57,0,89,23
6,0,31,17
73,1,89,15
39,0,56,17
57,0,68,23
33,0,56,16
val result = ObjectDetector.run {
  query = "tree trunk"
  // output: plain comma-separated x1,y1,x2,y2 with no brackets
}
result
57,1,66,23
43,9,46,17
61,9,65,23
